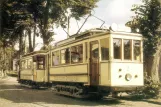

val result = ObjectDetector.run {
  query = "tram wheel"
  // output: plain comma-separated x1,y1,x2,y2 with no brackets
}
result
112,92,118,98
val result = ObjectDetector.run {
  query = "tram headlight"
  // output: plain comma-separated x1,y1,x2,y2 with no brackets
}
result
125,74,132,81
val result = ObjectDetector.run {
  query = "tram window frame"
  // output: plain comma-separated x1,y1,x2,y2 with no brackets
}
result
37,56,45,70
113,38,122,60
123,39,132,60
85,42,88,62
71,44,83,63
100,38,109,61
21,59,30,70
21,60,26,69
25,60,28,69
52,51,60,66
133,40,141,61
60,48,71,64
27,59,32,69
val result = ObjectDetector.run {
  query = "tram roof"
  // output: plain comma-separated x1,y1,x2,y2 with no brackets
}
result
55,28,142,47
22,50,48,57
55,28,109,46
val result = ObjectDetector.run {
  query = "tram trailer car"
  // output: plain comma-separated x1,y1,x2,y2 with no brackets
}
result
18,28,144,98
18,51,51,88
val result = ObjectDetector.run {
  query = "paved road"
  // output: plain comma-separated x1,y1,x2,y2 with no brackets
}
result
0,77,161,107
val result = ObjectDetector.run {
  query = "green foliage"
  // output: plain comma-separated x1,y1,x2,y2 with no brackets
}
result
0,40,14,72
0,0,34,48
142,72,160,98
1,0,99,46
126,0,161,56
129,72,160,99
36,0,99,45
126,1,161,97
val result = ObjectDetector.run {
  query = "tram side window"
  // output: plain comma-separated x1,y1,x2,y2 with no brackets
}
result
61,48,70,64
113,39,121,59
21,60,26,69
25,60,28,69
27,59,32,69
52,51,60,66
100,38,109,60
85,42,88,62
124,39,131,60
37,56,45,70
71,44,83,63
133,40,141,61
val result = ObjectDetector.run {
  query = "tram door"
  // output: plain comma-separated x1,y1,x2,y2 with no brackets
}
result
90,41,99,85
36,56,45,82
33,56,37,81
33,55,45,82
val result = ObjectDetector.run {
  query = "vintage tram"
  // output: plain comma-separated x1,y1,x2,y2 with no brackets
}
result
18,28,144,98
18,50,50,88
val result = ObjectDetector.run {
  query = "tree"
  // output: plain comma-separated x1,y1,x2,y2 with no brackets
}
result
29,0,99,46
0,0,99,76
0,38,14,77
1,0,99,50
0,0,38,54
0,0,32,76
126,0,161,82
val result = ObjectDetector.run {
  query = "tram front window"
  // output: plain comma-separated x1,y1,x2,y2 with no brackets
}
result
100,38,109,60
113,39,121,59
37,56,45,70
134,40,141,61
21,60,26,69
124,40,131,60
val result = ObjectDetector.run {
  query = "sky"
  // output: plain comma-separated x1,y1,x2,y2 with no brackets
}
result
53,0,142,41
34,0,142,50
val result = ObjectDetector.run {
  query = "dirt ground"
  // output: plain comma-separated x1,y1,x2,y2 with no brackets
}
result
0,76,161,107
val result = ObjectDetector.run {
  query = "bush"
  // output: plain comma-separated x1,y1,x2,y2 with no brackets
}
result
133,72,161,99
142,73,161,98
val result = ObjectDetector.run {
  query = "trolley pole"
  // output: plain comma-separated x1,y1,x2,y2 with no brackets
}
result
67,16,70,38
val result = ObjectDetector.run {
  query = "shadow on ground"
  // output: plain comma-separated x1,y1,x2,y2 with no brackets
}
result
118,95,161,106
1,77,160,106
0,84,123,106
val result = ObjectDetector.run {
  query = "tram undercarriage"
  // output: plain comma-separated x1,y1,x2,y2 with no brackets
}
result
51,82,111,99
18,79,51,89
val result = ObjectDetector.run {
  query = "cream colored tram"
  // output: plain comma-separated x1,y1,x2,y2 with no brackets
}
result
49,28,143,97
18,51,50,88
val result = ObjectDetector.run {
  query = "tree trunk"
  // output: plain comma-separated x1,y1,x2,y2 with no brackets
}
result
28,29,33,52
19,33,23,56
159,56,161,82
144,56,153,77
33,25,36,51
42,0,49,46
144,44,161,82
0,3,2,36
39,24,49,47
